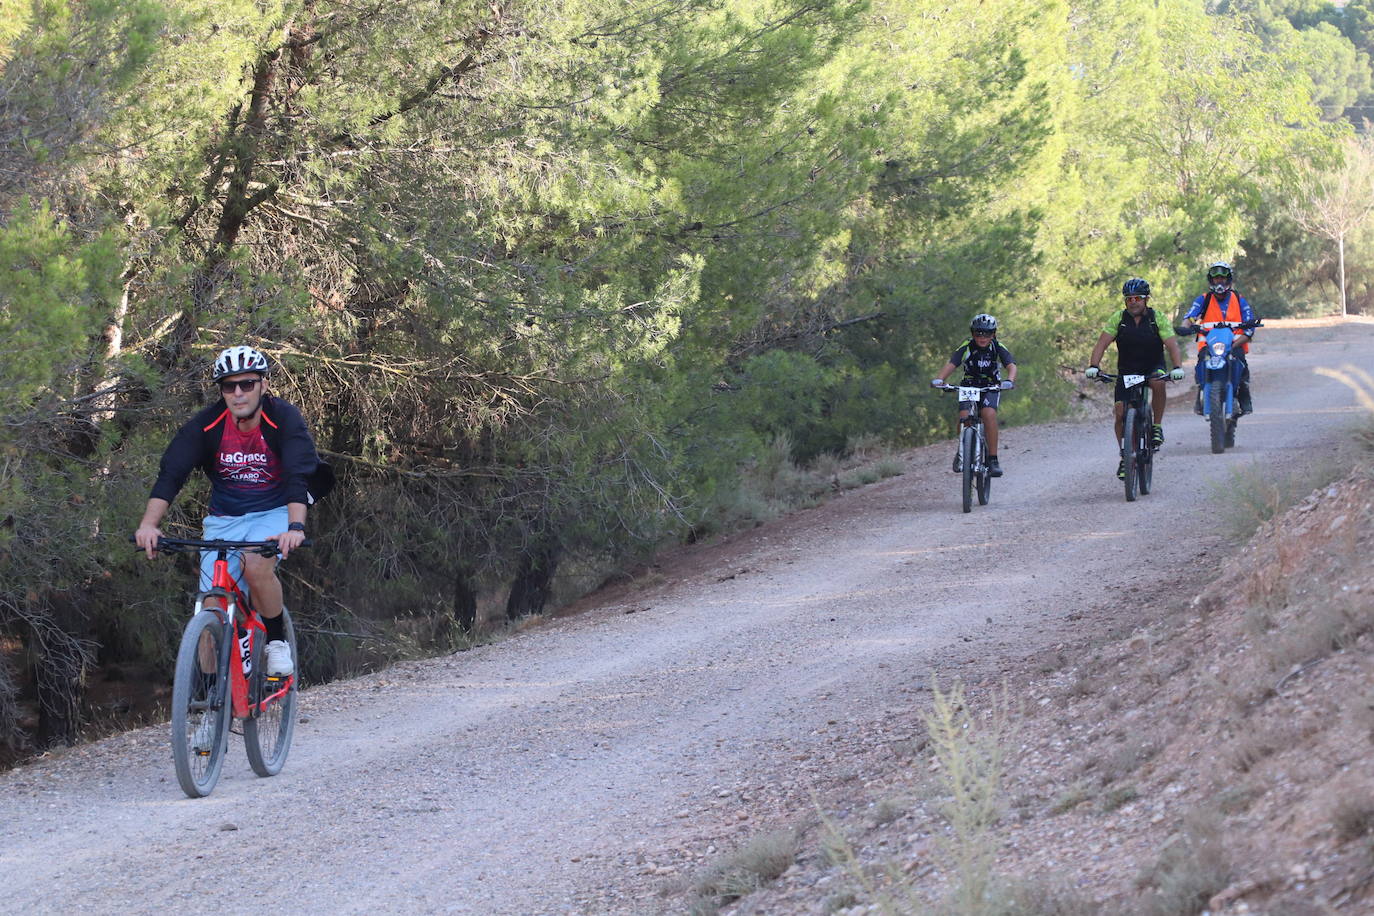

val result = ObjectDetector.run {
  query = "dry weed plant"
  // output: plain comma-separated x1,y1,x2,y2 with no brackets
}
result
686,827,802,914
1224,721,1298,773
815,811,920,916
1047,781,1092,816
1134,813,1231,916
1264,594,1360,679
1214,780,1262,815
1327,776,1374,841
1345,680,1374,739
1099,783,1139,813
922,680,1011,915
871,795,910,827
1097,737,1160,784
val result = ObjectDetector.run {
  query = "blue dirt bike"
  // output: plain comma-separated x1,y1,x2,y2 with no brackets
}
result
1176,319,1262,454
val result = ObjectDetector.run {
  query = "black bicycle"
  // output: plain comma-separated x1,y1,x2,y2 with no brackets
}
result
938,383,1003,513
1093,370,1172,502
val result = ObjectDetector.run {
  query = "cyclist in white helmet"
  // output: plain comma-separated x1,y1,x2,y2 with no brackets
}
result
134,346,330,677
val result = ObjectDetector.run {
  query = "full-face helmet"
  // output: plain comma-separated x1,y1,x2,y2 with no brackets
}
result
1206,262,1233,295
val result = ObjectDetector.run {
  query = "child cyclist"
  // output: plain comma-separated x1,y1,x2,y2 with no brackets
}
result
930,313,1017,477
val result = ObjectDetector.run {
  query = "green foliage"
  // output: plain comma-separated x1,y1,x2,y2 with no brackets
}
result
0,0,1356,757
0,204,118,409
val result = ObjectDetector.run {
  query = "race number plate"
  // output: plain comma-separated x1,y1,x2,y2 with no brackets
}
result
1122,374,1145,387
957,387,982,401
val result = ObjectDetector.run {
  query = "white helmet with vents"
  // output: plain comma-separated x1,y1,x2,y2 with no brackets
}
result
212,345,269,380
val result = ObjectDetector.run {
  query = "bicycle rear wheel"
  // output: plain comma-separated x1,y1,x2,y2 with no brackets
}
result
1138,423,1154,495
961,427,976,513
1122,407,1139,502
171,610,230,798
244,607,297,777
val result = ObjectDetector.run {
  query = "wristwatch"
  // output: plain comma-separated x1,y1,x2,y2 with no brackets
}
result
287,522,306,533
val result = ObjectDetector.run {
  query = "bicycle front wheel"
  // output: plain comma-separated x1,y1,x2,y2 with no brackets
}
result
976,433,991,506
1122,407,1139,502
244,607,298,777
171,610,230,798
960,426,976,513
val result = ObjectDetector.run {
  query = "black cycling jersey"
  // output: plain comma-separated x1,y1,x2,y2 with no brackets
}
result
1110,307,1167,375
948,339,1015,385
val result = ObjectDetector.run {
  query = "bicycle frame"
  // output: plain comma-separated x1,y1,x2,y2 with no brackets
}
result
188,542,292,720
1095,370,1160,415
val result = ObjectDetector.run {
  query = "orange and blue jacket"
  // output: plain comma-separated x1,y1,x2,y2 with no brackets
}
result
1183,291,1254,353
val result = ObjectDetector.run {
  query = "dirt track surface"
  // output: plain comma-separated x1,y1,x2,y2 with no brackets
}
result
3,325,1371,915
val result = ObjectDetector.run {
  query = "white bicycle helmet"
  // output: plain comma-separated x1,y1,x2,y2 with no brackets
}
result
212,345,269,380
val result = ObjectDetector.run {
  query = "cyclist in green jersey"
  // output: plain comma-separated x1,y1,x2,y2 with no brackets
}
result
1084,279,1186,479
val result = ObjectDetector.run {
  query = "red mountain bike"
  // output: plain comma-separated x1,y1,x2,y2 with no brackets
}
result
148,537,303,798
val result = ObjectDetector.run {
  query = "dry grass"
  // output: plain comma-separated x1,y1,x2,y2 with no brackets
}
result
1224,723,1292,774
1328,778,1374,841
686,828,802,914
1047,781,1092,816
707,432,906,534
1099,784,1140,814
1217,461,1345,541
1134,816,1231,916
869,795,909,827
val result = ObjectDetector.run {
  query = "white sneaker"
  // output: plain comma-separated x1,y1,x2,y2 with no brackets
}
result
265,640,294,677
192,716,217,753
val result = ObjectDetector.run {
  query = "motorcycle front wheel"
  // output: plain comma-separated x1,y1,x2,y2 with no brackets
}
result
1208,382,1226,454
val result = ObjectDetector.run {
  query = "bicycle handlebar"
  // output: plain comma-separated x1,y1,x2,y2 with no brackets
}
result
130,536,312,556
935,383,1004,393
1091,370,1176,383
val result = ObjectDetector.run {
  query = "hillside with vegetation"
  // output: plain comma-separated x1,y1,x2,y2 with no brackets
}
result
4,0,1374,759
686,437,1374,916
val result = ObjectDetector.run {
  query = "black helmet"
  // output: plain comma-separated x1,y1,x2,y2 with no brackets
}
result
1207,262,1233,294
969,313,998,335
1122,277,1151,298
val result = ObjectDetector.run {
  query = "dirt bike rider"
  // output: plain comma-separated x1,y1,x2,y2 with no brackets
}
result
1179,262,1256,415
134,346,329,679
931,313,1017,478
1084,278,1186,480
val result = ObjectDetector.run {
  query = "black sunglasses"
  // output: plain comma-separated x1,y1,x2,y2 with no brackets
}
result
218,378,262,394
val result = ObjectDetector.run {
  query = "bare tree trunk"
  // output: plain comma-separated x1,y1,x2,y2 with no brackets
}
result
32,626,88,749
1339,232,1347,318
505,546,560,620
453,568,478,633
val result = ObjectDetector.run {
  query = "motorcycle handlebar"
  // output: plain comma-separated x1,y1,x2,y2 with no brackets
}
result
1174,319,1264,335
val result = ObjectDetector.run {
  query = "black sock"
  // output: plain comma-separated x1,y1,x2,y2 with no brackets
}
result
264,613,285,643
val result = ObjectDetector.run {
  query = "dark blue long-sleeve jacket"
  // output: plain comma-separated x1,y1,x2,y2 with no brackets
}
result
150,395,322,515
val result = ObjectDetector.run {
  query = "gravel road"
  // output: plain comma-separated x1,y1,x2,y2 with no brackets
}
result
2,324,1370,915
